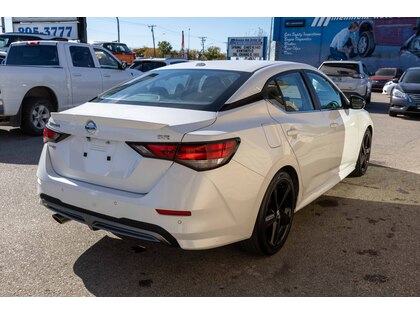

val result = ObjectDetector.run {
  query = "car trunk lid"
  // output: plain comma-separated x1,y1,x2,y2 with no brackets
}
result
47,102,217,194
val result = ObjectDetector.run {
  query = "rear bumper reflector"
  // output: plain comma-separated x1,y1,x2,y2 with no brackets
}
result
156,209,192,216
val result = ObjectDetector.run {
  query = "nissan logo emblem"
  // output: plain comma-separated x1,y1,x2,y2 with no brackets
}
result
85,120,97,134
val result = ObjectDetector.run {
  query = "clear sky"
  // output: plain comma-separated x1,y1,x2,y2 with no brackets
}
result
1,17,271,51
85,17,272,51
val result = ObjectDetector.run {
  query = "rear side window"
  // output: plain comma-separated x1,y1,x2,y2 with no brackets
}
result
6,44,59,66
266,72,314,112
70,46,95,68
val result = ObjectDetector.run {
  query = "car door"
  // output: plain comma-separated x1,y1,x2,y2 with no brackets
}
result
265,71,334,200
66,44,103,108
93,47,137,90
305,71,359,178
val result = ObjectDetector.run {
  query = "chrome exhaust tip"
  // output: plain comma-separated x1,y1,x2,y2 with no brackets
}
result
52,213,71,224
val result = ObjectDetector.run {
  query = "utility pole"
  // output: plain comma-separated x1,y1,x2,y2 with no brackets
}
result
149,25,157,58
1,17,5,33
116,17,120,42
188,28,190,60
267,17,274,60
199,36,207,60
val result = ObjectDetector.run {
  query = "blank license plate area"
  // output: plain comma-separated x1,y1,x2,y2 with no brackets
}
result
83,138,118,176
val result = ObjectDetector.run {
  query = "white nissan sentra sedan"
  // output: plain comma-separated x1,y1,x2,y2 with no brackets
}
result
37,61,373,255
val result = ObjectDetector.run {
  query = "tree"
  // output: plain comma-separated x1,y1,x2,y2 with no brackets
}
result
204,46,226,60
157,41,173,57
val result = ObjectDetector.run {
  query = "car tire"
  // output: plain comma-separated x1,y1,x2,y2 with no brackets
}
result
358,31,375,57
350,129,372,177
241,171,296,256
388,110,397,117
21,97,53,136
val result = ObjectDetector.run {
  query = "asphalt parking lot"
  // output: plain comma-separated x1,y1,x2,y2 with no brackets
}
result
0,92,419,296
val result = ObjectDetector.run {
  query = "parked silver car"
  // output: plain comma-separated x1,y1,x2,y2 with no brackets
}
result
319,61,372,103
389,67,420,117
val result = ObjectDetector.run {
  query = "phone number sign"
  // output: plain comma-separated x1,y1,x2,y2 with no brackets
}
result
227,37,268,59
12,18,79,40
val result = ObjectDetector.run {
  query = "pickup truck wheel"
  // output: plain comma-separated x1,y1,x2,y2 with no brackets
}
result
21,97,53,136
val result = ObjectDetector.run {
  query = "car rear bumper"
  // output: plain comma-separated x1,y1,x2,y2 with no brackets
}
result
40,193,180,246
37,145,264,250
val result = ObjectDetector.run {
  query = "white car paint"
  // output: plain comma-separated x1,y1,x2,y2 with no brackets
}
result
37,60,373,253
382,80,398,95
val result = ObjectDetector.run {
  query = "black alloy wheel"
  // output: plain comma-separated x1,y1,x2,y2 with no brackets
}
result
242,171,296,255
350,129,372,177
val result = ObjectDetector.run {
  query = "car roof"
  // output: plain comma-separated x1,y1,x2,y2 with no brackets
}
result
0,32,60,39
94,41,128,45
133,58,187,62
321,60,362,65
154,60,305,73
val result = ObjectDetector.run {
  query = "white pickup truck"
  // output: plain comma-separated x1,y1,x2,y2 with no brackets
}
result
0,40,141,135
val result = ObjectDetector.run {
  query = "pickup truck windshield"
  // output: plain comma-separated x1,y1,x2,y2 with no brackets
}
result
7,45,59,66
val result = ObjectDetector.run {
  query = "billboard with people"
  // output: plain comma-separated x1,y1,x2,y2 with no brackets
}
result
273,17,420,71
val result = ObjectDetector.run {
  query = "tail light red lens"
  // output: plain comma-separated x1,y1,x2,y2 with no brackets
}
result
43,126,69,144
128,138,240,171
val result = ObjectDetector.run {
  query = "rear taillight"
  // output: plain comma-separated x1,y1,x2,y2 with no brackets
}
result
43,126,69,144
128,138,240,171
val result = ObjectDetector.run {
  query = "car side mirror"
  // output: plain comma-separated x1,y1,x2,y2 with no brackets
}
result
120,61,127,70
392,78,399,83
349,95,366,109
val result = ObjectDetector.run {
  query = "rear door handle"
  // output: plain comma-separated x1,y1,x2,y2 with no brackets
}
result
330,122,339,128
103,74,111,78
72,73,82,77
286,128,298,137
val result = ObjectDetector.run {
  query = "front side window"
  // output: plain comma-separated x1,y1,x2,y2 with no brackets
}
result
94,48,119,69
70,46,95,68
265,72,314,112
307,72,343,110
93,69,251,111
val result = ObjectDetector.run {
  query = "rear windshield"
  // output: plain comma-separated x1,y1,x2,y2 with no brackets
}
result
6,44,59,66
93,69,251,111
375,69,397,76
319,63,359,76
400,70,420,84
